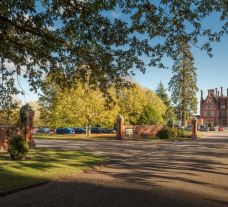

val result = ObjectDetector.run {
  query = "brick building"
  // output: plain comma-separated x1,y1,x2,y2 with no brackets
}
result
200,87,228,127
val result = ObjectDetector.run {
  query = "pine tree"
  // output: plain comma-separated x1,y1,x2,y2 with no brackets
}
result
169,42,198,126
156,81,176,126
156,81,171,106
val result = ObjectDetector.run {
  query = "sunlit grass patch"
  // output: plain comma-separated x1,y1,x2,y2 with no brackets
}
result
33,133,116,140
0,149,106,193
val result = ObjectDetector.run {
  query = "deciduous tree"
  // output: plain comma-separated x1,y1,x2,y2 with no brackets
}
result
117,84,167,125
40,80,119,137
1,1,227,107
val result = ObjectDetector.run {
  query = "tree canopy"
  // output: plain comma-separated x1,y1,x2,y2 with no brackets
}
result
117,84,167,125
0,0,228,107
39,78,120,130
39,78,167,130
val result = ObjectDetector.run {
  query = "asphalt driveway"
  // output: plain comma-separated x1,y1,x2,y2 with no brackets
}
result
0,137,228,207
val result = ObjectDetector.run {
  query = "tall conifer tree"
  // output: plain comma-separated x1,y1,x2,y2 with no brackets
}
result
156,81,170,106
156,81,176,126
169,42,198,126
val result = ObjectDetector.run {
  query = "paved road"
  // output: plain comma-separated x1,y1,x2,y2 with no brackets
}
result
1,137,228,207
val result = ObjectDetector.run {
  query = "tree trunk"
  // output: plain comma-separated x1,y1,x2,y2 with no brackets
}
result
181,111,185,127
86,121,91,138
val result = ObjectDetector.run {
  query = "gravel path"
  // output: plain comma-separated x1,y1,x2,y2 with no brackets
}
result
1,136,228,207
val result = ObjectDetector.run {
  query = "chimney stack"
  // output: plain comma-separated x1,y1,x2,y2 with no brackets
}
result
221,87,223,97
215,88,218,98
218,91,220,97
227,88,228,97
201,90,203,99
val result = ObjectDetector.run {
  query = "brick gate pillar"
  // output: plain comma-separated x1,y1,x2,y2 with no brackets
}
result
191,117,198,138
116,115,124,140
23,109,36,149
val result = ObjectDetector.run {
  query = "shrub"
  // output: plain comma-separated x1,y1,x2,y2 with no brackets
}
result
208,122,212,128
157,127,169,139
177,129,186,137
209,127,215,131
157,127,177,139
8,135,29,160
168,128,178,138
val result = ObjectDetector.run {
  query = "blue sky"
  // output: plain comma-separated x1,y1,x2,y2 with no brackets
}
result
19,7,228,114
21,35,228,114
135,34,228,113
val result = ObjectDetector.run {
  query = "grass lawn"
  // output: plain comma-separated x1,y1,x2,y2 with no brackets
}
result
0,149,106,193
33,131,205,141
34,133,116,141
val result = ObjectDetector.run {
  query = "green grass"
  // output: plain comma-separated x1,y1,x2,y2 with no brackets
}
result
34,133,116,141
33,133,199,141
0,149,106,193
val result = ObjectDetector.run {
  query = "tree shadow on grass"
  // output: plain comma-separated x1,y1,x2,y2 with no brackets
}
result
0,149,105,193
0,168,46,194
90,139,228,192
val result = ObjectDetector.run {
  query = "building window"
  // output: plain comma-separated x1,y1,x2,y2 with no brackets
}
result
220,105,226,109
219,110,227,117
220,119,227,125
206,105,212,109
204,111,214,117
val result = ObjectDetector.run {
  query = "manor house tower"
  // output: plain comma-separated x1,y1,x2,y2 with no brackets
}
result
200,87,228,127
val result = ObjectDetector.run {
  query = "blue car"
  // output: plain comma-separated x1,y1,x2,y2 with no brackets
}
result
74,128,86,134
91,127,102,134
56,128,75,134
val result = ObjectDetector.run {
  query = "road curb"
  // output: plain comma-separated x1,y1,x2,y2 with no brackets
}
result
0,181,49,197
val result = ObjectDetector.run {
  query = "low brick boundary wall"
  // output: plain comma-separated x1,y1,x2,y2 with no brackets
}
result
124,125,163,139
0,126,18,151
0,127,8,151
0,126,35,151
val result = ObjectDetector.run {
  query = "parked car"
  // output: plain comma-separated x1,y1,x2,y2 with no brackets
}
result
101,128,116,134
37,128,50,133
185,126,192,131
74,128,86,134
56,128,65,134
65,128,75,134
99,128,108,133
89,127,116,134
49,129,56,134
56,128,75,134
199,126,209,132
91,127,102,134
32,128,39,134
219,126,224,131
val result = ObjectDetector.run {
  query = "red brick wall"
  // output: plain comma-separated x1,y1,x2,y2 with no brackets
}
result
124,125,163,139
0,126,23,151
0,127,9,151
0,110,35,151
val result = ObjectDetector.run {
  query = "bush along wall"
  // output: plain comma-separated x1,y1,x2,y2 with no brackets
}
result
157,127,186,139
8,135,29,160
